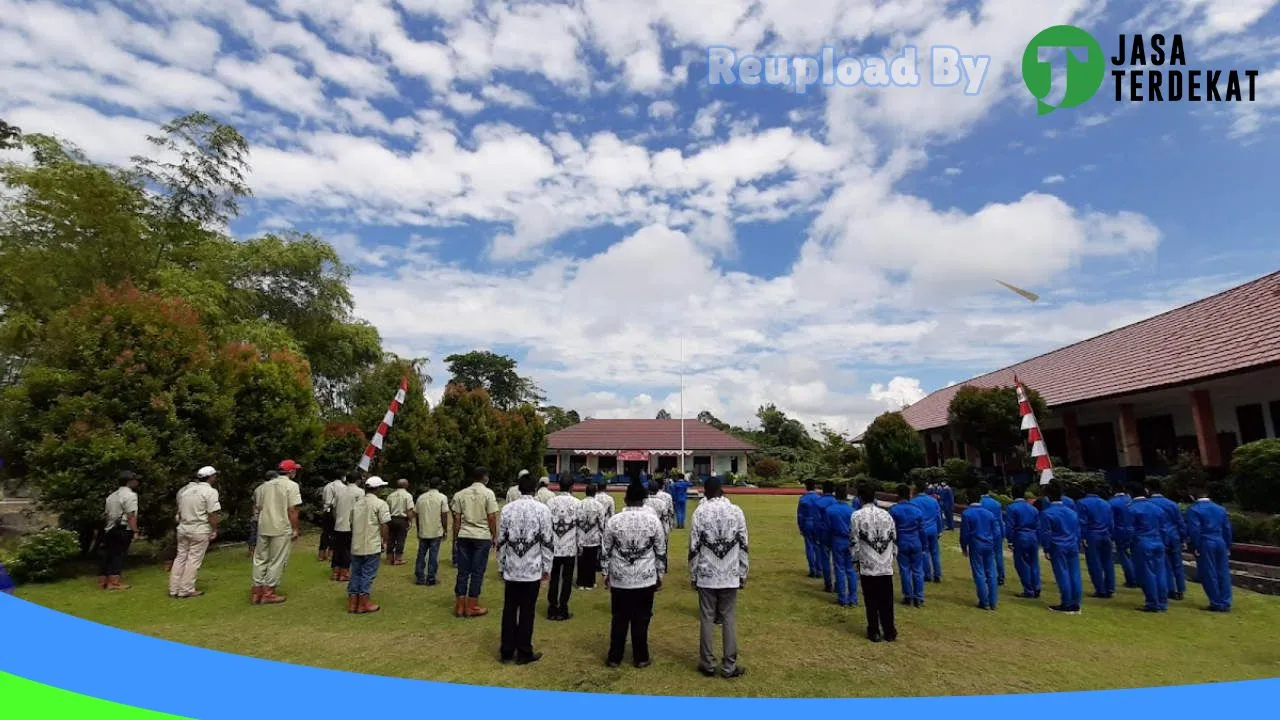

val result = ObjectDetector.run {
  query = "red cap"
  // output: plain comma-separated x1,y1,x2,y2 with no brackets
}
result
278,459,302,472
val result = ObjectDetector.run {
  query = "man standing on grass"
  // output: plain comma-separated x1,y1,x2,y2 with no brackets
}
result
960,491,999,611
251,463,302,605
497,473,553,665
1077,487,1116,598
910,482,943,583
319,473,346,562
1125,482,1170,613
576,483,606,590
814,481,837,592
670,473,693,529
331,473,363,582
1005,494,1042,599
603,480,667,669
654,477,675,536
452,465,499,618
100,471,141,591
823,484,857,607
1038,481,1082,614
939,481,956,532
347,476,391,614
689,477,748,679
1109,489,1138,588
797,479,820,578
977,484,1006,586
1150,489,1188,601
413,478,449,586
889,484,926,607
535,476,556,505
596,476,617,523
850,483,897,643
385,479,414,566
1185,486,1233,613
169,466,221,599
546,475,580,620
507,470,529,504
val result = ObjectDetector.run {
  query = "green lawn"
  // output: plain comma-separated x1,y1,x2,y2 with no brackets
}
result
16,496,1280,697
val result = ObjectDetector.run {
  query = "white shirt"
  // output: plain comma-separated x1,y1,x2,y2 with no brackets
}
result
497,496,553,582
602,506,667,589
321,479,345,513
332,483,363,532
547,493,581,558
175,482,221,535
576,495,606,547
655,490,675,530
851,505,897,576
506,485,522,504
595,492,616,521
689,497,749,590
104,487,138,531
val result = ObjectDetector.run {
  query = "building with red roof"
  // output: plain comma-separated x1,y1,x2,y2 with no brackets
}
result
545,419,756,478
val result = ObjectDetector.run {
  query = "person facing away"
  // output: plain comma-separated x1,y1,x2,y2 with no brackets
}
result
602,479,667,669
535,476,556,505
960,491,1000,611
797,479,822,579
1037,481,1082,614
814,481,837,593
319,473,346,563
653,478,675,534
413,477,449,587
1185,486,1233,613
497,472,554,665
851,483,897,642
938,481,956,531
669,473,692,529
823,484,858,607
642,469,666,522
1149,488,1188,601
688,477,748,679
1004,493,1042,599
977,483,1006,586
910,483,943,582
384,479,414,567
251,462,302,605
576,483,606,590
347,476,392,614
1076,486,1116,598
1124,481,1170,612
452,465,500,618
1109,488,1139,589
331,473,364,582
595,477,617,523
546,475,581,621
100,471,141,591
889,484,927,608
169,466,221,600
507,470,529,504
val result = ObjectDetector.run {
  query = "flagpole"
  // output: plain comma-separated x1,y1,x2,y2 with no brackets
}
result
679,335,685,475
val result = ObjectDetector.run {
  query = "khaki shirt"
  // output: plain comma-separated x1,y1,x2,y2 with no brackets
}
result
332,483,363,532
350,494,391,556
255,476,302,538
176,482,221,535
321,479,345,513
451,483,499,540
386,489,414,518
104,487,139,531
415,490,448,539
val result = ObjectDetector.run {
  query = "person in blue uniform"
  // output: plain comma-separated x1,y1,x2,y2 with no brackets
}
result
815,481,837,592
1077,488,1116,598
669,473,692,529
1185,487,1233,612
824,484,858,607
910,483,943,582
1061,494,1078,512
797,479,821,578
1037,481,1082,614
938,482,956,531
1150,489,1187,601
1004,495,1041,598
960,492,999,610
889,484,926,607
1124,482,1169,612
1109,489,1138,588
977,483,1005,586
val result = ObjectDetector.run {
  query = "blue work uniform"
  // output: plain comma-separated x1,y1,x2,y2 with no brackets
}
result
824,500,857,606
911,493,943,581
1037,502,1083,610
797,491,821,577
960,504,1000,609
1109,493,1137,588
1150,494,1187,598
1186,498,1233,612
814,493,837,590
1005,499,1041,597
1125,498,1169,611
1076,493,1116,597
889,500,927,604
1062,496,1077,512
670,480,691,528
939,484,956,531
979,494,1006,585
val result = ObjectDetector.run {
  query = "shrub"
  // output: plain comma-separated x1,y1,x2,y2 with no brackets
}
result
7,528,79,583
905,466,945,488
942,458,977,489
1228,513,1280,546
1231,439,1280,514
990,493,1015,507
1158,451,1209,502
751,457,783,481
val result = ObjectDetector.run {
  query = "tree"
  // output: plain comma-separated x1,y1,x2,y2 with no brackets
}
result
444,350,544,410
861,411,925,484
541,406,581,433
132,112,251,226
946,384,1049,465
697,410,731,432
655,408,671,420
348,355,433,484
1231,439,1280,514
0,119,20,150
815,425,866,478
756,404,815,450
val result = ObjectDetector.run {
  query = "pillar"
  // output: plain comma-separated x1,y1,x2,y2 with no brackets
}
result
1190,389,1222,468
1062,410,1085,469
1118,403,1142,467
925,434,939,466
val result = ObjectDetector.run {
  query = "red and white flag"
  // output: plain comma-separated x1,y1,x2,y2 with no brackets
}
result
357,377,409,472
1015,375,1054,486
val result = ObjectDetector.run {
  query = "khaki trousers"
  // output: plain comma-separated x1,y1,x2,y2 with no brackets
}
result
168,529,211,596
252,534,293,588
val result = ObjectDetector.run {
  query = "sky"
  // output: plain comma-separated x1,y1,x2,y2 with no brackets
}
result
2,0,1279,436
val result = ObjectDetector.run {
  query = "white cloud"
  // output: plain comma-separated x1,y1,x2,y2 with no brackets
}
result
943,167,962,176
648,100,677,120
1043,174,1066,184
1230,68,1280,138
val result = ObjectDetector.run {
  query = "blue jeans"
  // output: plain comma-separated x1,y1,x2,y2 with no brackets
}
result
347,554,381,596
969,546,998,608
897,544,925,602
415,536,443,584
830,540,857,605
454,538,490,598
1083,533,1114,595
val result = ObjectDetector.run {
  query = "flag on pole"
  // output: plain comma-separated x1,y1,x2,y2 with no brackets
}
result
358,376,409,472
1015,375,1054,485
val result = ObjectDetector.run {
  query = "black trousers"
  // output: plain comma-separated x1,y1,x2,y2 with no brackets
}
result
576,546,600,588
331,531,353,570
98,527,133,576
387,518,409,556
501,580,540,660
318,513,335,552
608,586,656,665
860,574,897,640
548,556,576,613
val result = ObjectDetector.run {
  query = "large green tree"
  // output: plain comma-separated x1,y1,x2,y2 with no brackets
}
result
541,406,581,433
946,384,1049,465
444,350,544,410
348,356,433,483
862,411,925,484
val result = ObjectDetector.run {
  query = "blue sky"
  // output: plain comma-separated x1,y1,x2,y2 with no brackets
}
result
2,0,1279,434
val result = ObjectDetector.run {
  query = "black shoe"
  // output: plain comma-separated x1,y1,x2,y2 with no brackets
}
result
698,666,718,678
415,579,428,586
1033,590,1041,598
997,579,1005,586
606,660,621,668
427,579,438,586
1017,592,1036,599
867,630,882,642
723,667,746,678
823,585,833,593
562,610,573,621
901,598,912,605
1048,605,1066,613
1124,583,1140,589
884,634,898,642
1136,606,1159,613
500,654,514,664
976,603,989,610
635,660,652,669
547,609,559,621
1172,592,1184,601
516,652,543,665
913,599,923,608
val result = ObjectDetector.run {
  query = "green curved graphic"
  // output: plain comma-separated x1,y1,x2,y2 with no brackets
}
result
0,671,190,718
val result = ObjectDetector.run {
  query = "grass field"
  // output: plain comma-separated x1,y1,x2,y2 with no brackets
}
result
15,495,1280,698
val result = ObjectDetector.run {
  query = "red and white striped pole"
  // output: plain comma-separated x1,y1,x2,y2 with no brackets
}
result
1015,376,1054,486
358,376,409,472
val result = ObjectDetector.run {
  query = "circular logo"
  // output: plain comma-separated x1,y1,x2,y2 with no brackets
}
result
1021,25,1106,115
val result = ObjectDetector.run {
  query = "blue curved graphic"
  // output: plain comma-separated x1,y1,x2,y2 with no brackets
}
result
1,593,1276,719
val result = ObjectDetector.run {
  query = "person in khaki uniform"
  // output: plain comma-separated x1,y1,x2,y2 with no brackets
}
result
451,465,499,618
169,466,221,599
251,462,303,605
385,479,414,566
347,476,392,614
413,477,449,586
331,473,363,582
100,471,141,591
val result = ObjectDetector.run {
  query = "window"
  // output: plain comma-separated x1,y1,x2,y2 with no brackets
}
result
730,455,739,473
569,455,587,473
656,455,679,472
1269,401,1280,439
1237,404,1267,444
693,455,711,477
597,456,617,474
543,454,558,476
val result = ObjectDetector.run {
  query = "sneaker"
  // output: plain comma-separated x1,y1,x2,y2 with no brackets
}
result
606,660,621,669
1048,605,1066,613
516,652,543,665
698,666,718,678
723,667,746,679
634,660,652,669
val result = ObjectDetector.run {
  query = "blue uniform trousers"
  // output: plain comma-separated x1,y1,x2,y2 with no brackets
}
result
1134,540,1168,611
968,546,998,608
1084,533,1115,595
1048,545,1083,609
830,539,857,605
897,544,925,602
1114,539,1137,587
1196,538,1232,611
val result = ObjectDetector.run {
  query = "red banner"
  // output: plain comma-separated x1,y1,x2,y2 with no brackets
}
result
617,450,650,461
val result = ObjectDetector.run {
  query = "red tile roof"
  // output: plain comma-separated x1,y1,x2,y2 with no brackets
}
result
546,419,757,452
901,271,1280,432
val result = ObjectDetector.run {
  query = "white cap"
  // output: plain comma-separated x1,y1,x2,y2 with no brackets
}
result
538,476,550,485
518,469,530,478
364,476,388,489
196,466,217,479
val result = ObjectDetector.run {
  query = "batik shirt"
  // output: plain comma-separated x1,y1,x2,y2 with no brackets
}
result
850,505,897,576
688,497,749,590
654,490,675,530
602,507,667,590
595,491,616,521
497,496,553,583
643,496,665,523
547,493,581,558
577,496,606,548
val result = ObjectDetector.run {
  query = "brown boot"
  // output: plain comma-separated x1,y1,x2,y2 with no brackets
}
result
359,594,381,614
348,594,360,613
466,597,488,617
251,587,263,605
107,576,130,591
340,568,351,582
454,596,466,617
260,587,287,605
97,576,108,589
330,568,341,581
